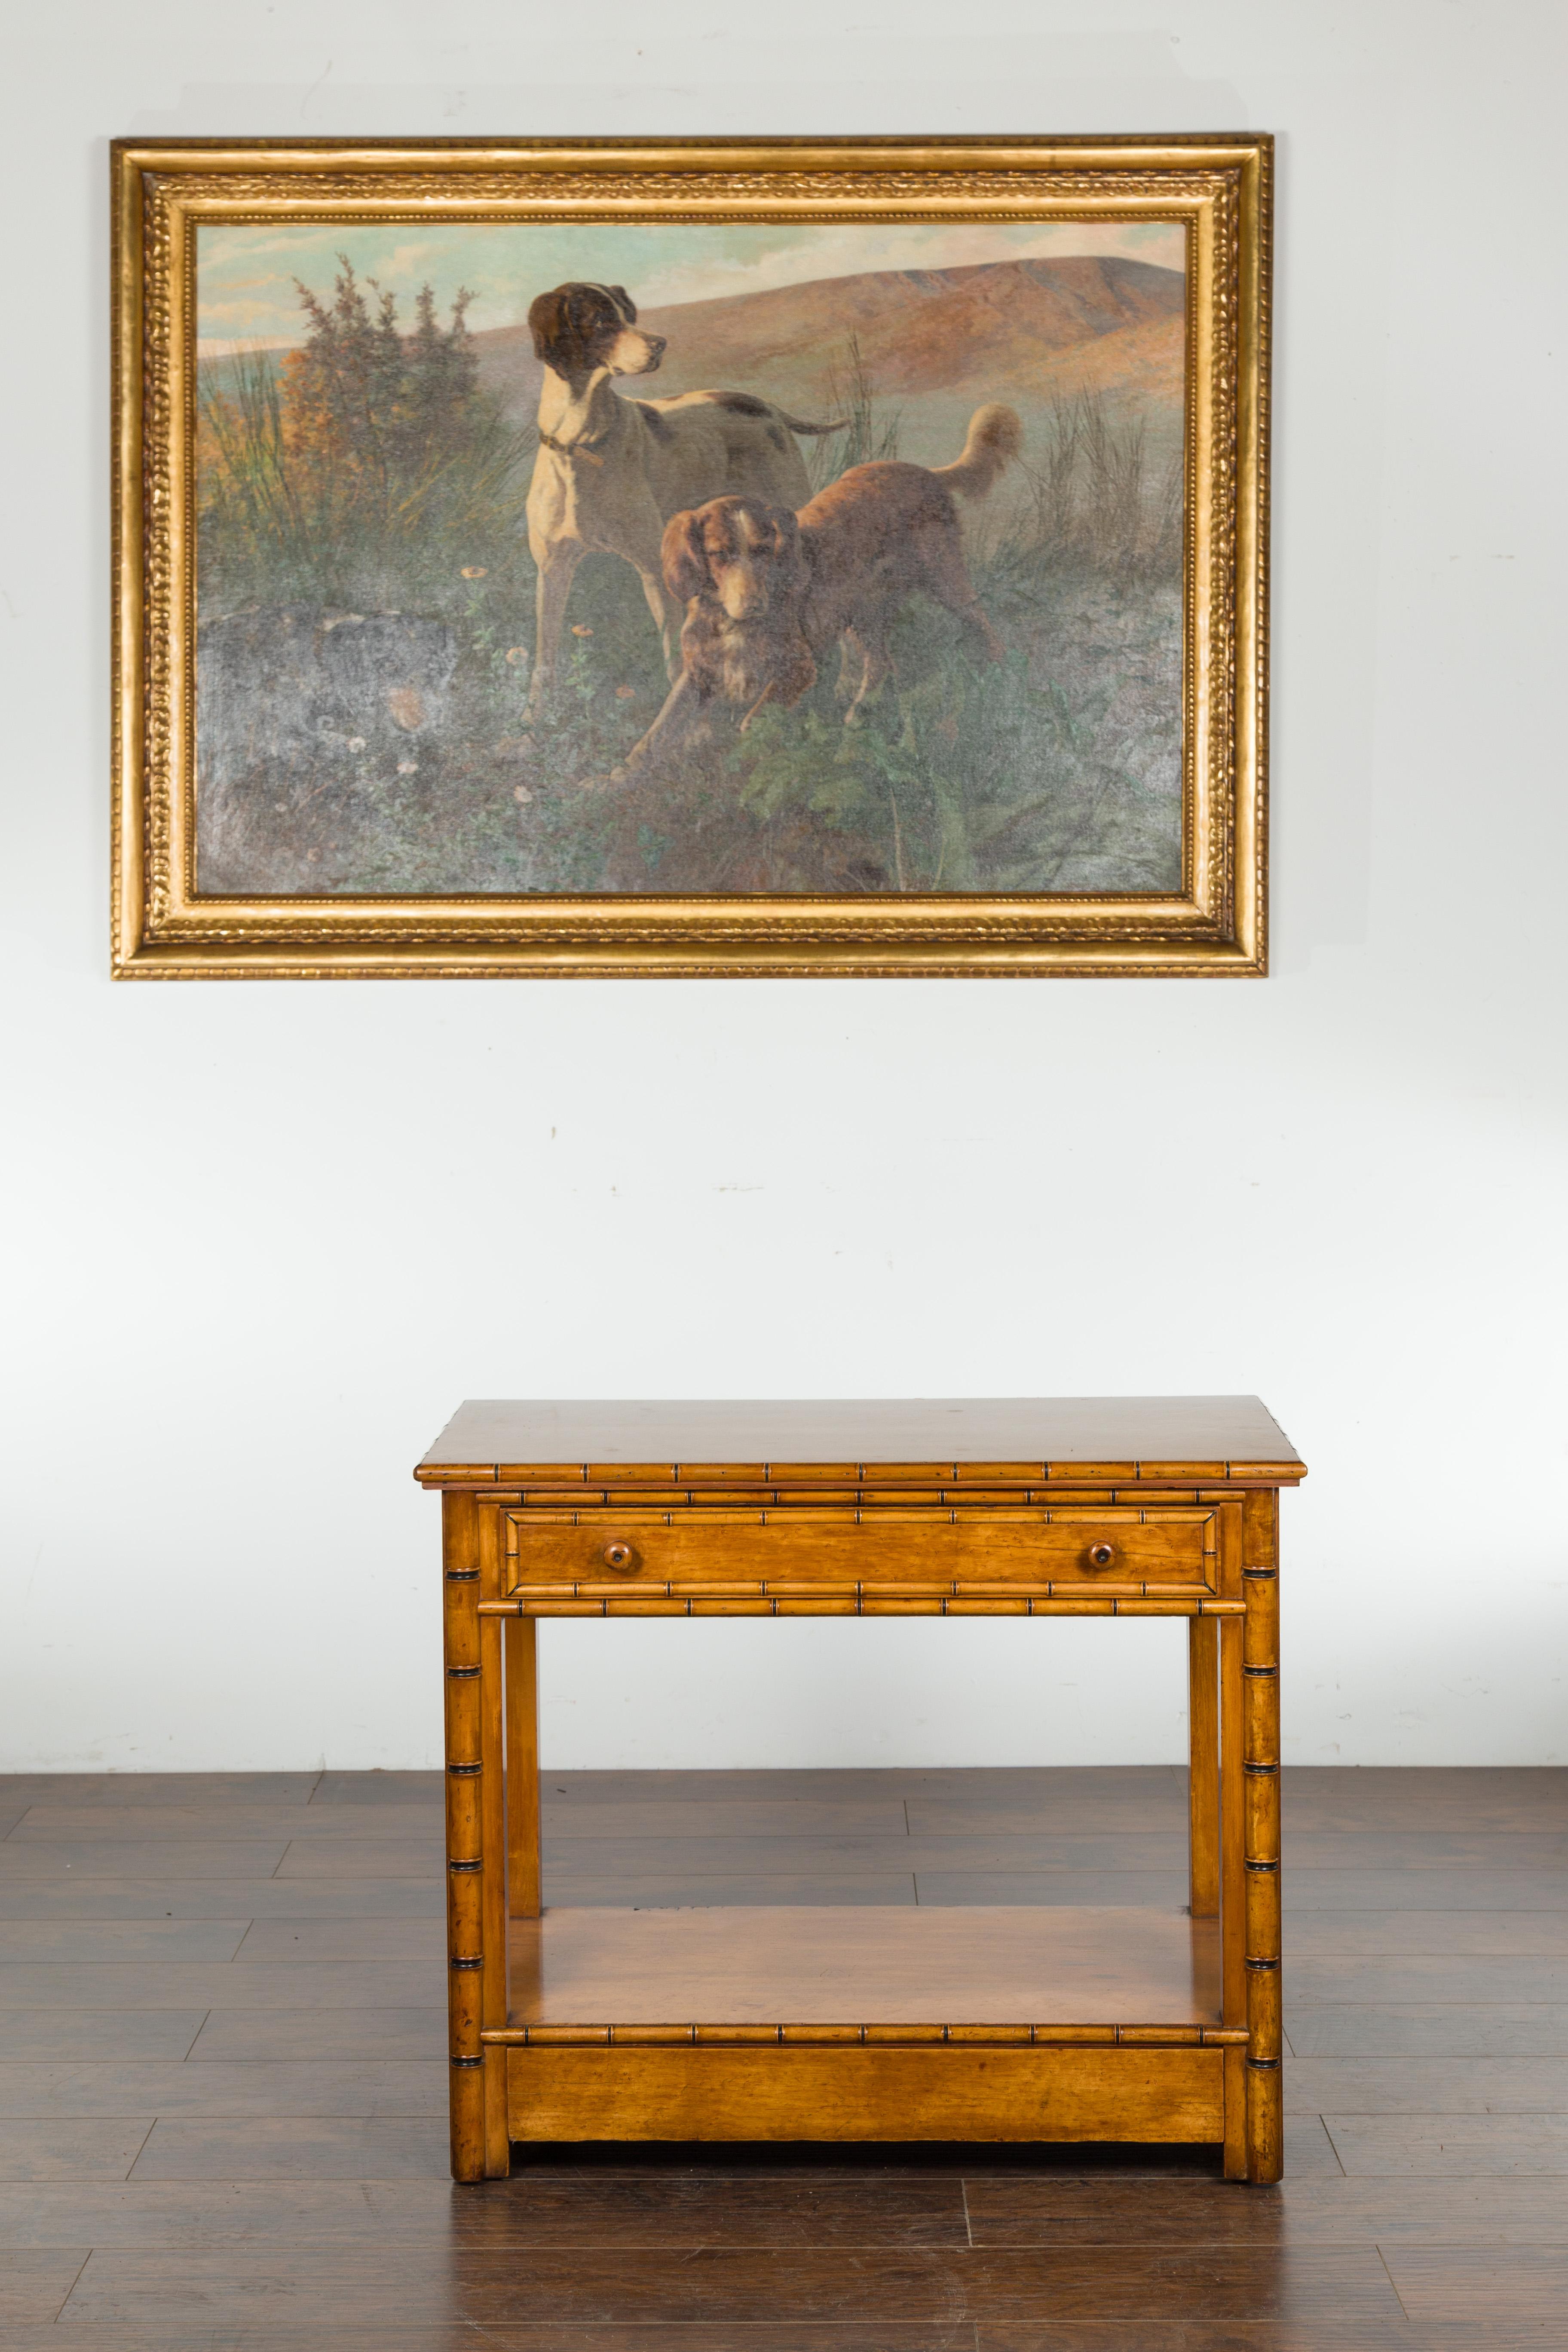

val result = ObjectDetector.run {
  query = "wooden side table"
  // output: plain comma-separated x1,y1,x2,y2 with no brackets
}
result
416,1397,1304,2183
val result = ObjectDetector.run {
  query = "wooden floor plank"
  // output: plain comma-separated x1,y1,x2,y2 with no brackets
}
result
126,2118,454,2181
55,2244,1407,2328
0,2248,93,2322
1291,1952,1568,2002
90,2159,970,2236
912,1806,1561,1862
0,2010,208,2061
1284,1907,1568,1951
0,1775,320,1807
0,2061,444,2119
1324,2111,1568,2174
0,1962,445,2008
0,1876,444,1920
1287,2003,1568,2055
1382,2243,1568,2325
311,1771,444,1803
7,1804,441,1844
1284,1869,1568,1911
233,1918,447,1965
964,2167,1568,2242
0,2326,994,2352
1284,1831,1568,1871
906,1795,1191,1836
1280,1767,1568,1831
185,2007,447,2061
0,1841,291,1881
0,2174,465,2237
273,1839,445,1878
1289,2057,1568,2112
0,2122,153,2182
541,1799,915,1840
0,1920,249,1964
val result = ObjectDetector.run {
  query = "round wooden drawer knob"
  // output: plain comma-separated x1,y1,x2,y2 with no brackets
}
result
1087,1542,1116,1569
603,1541,638,1573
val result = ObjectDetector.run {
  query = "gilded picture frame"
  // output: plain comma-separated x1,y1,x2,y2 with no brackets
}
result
111,134,1271,978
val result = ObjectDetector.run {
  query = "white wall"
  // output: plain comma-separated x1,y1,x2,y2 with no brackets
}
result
3,0,1564,1774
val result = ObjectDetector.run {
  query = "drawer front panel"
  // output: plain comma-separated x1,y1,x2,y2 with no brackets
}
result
504,1509,1216,1596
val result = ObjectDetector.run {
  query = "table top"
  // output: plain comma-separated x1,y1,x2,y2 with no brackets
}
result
415,1396,1304,1485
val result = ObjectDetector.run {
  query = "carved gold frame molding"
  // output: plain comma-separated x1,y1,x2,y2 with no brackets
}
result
111,135,1272,979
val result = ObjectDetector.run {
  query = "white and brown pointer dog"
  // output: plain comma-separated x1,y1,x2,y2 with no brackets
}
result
524,282,844,711
609,403,1023,781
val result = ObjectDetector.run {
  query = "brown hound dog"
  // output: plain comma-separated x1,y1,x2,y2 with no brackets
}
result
524,282,843,711
612,404,1023,780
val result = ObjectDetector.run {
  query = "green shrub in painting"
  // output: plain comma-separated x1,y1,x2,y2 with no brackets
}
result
198,260,535,621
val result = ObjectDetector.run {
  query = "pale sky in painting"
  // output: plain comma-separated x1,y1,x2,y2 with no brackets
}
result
196,217,1185,353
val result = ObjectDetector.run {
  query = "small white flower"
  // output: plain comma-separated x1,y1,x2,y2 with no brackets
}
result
514,784,533,805
398,760,418,776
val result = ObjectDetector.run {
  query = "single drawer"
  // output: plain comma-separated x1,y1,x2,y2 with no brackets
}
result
503,1507,1218,1596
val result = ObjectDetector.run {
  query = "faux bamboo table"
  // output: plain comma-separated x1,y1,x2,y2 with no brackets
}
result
416,1397,1304,2182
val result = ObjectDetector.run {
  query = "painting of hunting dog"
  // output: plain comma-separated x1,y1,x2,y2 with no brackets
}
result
193,218,1188,898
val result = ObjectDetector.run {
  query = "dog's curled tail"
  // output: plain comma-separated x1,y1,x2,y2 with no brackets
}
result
933,403,1024,499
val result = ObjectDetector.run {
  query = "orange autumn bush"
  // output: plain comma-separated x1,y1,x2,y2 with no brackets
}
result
198,259,533,619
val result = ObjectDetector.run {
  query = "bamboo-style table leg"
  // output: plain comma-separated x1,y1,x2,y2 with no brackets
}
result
1243,1492,1283,2183
1216,1501,1247,2180
1219,1607,1246,2180
506,1617,542,1918
478,1510,510,2177
441,1493,485,2183
1187,1615,1219,1917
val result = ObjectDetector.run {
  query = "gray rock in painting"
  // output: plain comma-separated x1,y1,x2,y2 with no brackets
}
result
196,606,457,891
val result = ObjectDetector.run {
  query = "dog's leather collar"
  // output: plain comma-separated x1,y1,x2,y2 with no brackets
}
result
537,427,607,466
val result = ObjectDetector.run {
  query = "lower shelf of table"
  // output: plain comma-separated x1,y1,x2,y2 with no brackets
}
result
500,1903,1227,2036
484,1905,1239,2147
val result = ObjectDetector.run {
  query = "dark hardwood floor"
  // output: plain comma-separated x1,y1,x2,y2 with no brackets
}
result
0,1764,1564,2348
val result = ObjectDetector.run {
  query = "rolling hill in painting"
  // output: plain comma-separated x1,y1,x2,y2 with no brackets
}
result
474,254,1185,463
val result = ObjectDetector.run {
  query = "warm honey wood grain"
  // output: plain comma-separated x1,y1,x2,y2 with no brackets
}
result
1188,1614,1219,1917
506,2042,1225,2143
503,1617,540,1920
503,1509,1218,1595
426,1397,1298,2179
1220,1610,1246,2176
502,1906,1223,2029
1243,1490,1283,2182
1222,2041,1247,2182
493,1591,1242,1620
439,1493,484,2184
476,1509,508,2180
417,1396,1306,1484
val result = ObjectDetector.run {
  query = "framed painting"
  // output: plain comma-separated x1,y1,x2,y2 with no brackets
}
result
111,135,1271,977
